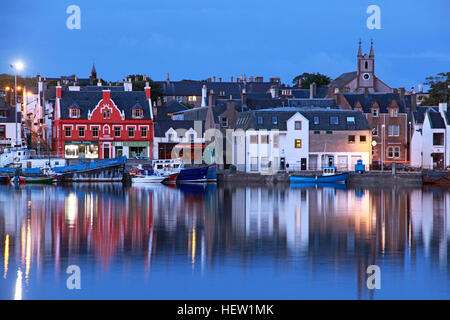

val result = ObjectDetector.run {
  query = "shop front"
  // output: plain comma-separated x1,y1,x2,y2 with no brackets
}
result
122,141,150,159
64,141,99,159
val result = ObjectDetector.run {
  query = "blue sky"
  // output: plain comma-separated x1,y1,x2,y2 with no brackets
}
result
1,0,449,89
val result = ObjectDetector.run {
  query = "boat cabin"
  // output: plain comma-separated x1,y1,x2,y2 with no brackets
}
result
322,167,337,176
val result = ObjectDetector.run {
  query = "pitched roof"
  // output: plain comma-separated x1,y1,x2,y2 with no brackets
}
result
428,112,446,129
343,92,409,113
413,106,439,124
235,108,370,131
59,90,151,119
329,71,357,89
154,120,204,137
157,81,275,96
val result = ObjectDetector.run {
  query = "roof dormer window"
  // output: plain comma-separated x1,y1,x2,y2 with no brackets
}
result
70,108,80,118
133,108,144,119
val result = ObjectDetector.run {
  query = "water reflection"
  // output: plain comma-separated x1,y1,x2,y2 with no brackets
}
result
0,183,449,299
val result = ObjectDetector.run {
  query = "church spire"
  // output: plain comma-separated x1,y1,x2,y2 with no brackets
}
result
369,39,374,58
90,59,97,79
357,38,362,57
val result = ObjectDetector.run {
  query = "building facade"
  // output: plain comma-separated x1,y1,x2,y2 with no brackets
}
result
52,84,154,159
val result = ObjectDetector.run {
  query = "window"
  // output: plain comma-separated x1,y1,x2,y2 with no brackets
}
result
70,108,80,118
92,127,99,137
272,117,278,125
250,135,258,144
103,110,110,119
433,133,444,146
188,96,197,102
141,127,147,138
261,135,269,144
257,116,263,125
65,127,71,137
388,125,400,137
168,133,174,142
314,116,319,125
78,127,85,137
372,125,379,136
365,61,368,69
221,117,228,127
295,121,302,130
330,116,339,125
189,134,194,143
0,110,7,118
261,157,270,169
133,109,143,118
128,127,134,138
347,117,355,124
390,108,398,117
348,135,355,144
0,125,5,138
115,127,121,137
372,109,379,117
176,96,182,102
295,139,302,148
360,135,367,143
273,135,279,148
314,130,320,134
388,146,400,158
326,131,333,134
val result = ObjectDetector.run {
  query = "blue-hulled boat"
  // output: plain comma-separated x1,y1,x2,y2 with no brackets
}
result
177,166,209,183
206,165,217,182
0,176,11,184
290,167,348,184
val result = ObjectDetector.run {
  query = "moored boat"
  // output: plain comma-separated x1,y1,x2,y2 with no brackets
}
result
290,167,348,184
131,174,166,184
162,173,179,184
0,176,11,184
13,175,57,184
177,166,209,183
206,165,217,182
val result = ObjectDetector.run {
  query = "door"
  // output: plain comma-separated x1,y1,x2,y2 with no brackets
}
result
337,156,348,170
104,144,110,159
327,156,334,167
301,158,307,171
309,155,318,170
280,157,286,170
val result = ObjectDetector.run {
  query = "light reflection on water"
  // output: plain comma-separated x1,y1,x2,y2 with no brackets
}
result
0,183,449,299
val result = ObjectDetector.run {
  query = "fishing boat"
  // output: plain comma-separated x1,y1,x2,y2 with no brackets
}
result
176,166,209,183
162,173,179,184
12,175,57,184
131,174,166,184
290,167,348,184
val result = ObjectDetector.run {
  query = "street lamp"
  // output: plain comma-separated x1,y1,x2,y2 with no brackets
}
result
381,124,385,172
10,61,24,147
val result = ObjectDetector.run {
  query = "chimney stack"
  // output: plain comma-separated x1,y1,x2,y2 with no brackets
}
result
213,76,216,82
144,82,151,100
219,77,222,82
230,76,233,82
400,87,405,100
270,85,278,99
166,73,170,82
241,88,247,106
56,81,62,99
309,82,317,99
208,89,216,107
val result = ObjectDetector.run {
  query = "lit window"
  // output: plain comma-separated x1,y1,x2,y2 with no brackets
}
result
347,117,355,124
295,139,302,148
295,121,302,130
390,108,398,117
128,127,134,137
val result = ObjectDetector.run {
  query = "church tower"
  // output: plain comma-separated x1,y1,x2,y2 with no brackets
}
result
356,39,375,90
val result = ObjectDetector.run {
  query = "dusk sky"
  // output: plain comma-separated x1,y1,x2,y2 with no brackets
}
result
1,0,449,89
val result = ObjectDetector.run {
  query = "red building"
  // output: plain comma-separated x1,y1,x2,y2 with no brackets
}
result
52,83,154,159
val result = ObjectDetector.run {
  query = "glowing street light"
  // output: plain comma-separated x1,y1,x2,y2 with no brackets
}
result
10,61,25,147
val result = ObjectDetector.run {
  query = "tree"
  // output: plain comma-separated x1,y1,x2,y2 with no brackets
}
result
125,74,163,104
292,72,331,88
421,72,450,105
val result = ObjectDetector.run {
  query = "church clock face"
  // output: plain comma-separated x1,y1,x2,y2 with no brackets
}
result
363,73,371,80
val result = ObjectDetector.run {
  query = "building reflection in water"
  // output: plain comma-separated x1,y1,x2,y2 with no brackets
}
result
0,183,449,299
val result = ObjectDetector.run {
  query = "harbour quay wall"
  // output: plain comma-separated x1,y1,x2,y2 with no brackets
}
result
218,171,423,186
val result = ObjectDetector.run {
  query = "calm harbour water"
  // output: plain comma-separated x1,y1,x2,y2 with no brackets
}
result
0,182,449,300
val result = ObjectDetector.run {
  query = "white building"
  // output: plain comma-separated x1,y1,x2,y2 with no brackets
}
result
411,103,449,169
0,97,23,150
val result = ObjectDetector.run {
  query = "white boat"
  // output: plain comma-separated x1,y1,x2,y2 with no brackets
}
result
131,174,166,184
